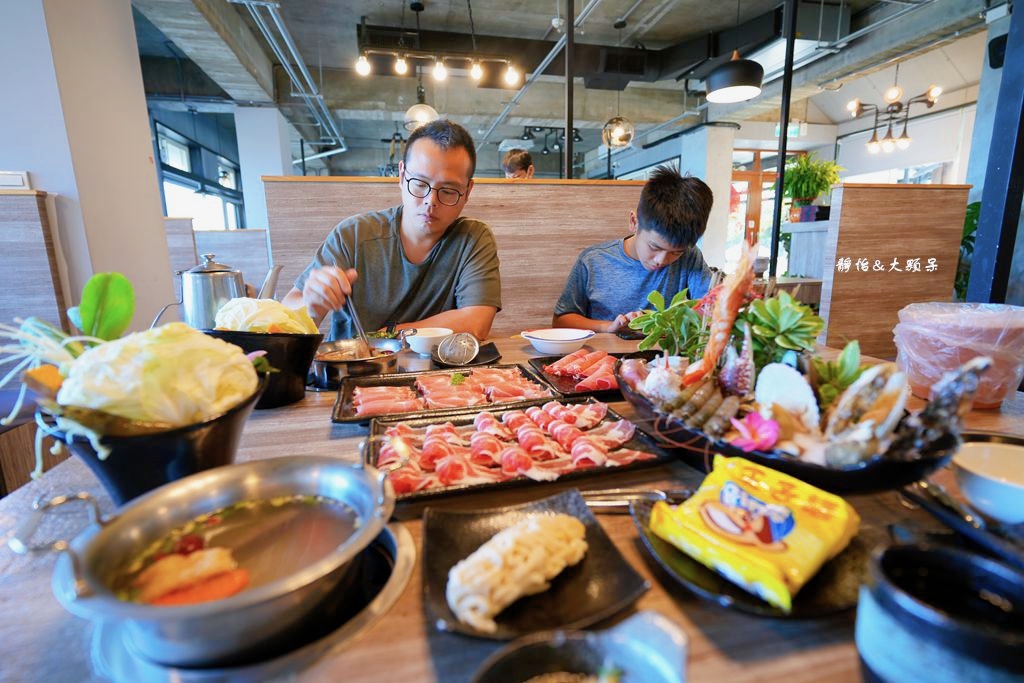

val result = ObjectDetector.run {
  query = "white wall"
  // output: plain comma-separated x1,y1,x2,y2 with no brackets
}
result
0,0,174,329
235,106,292,230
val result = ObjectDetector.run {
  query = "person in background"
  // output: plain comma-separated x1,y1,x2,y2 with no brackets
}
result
553,166,715,333
502,149,535,179
283,119,501,341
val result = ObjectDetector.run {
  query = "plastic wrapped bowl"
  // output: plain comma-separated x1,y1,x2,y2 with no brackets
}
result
894,303,1024,409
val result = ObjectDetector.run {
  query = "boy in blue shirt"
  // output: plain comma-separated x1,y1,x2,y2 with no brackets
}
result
553,166,715,332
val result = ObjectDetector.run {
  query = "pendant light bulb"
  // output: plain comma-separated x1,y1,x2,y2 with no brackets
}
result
355,54,371,77
433,60,447,81
470,62,483,81
503,64,521,86
394,56,409,75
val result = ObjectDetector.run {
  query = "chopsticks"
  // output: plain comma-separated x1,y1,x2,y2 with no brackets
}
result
582,487,692,514
345,296,372,357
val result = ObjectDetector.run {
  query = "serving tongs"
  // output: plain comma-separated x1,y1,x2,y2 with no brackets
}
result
903,480,1024,572
582,487,693,514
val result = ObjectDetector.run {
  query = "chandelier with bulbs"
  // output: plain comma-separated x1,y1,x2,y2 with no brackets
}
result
846,64,941,154
354,1,520,87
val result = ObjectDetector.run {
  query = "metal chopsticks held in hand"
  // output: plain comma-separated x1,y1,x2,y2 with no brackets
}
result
345,296,372,358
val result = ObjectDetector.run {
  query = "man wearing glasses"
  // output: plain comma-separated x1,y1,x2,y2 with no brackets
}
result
284,119,501,341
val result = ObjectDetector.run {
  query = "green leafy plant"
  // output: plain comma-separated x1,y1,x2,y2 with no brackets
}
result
450,372,467,385
739,291,824,367
810,340,863,409
781,153,843,206
954,201,980,301
67,272,135,341
629,290,706,358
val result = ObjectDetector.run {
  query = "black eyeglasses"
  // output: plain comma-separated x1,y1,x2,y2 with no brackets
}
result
403,174,465,206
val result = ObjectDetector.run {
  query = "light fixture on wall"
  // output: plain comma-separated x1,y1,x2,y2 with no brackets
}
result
602,21,635,149
404,73,439,131
353,0,520,85
846,63,941,154
705,0,764,104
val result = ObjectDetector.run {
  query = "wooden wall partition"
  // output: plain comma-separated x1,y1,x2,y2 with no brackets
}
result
263,177,645,336
819,183,969,359
194,229,272,293
0,190,68,333
163,217,198,275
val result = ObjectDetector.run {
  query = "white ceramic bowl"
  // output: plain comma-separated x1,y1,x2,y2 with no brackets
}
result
953,439,1024,524
406,327,453,356
521,328,595,355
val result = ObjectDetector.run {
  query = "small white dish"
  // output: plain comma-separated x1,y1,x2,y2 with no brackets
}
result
953,439,1024,525
405,327,453,356
521,328,595,355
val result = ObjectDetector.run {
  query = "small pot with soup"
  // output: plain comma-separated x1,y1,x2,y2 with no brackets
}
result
9,455,395,667
310,337,404,389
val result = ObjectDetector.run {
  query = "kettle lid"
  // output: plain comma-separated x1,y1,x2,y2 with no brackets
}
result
186,253,237,274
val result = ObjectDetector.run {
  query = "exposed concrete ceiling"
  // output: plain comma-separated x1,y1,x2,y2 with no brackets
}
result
132,0,998,175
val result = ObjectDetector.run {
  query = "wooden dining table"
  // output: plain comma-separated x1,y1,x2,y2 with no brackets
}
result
0,333,1021,682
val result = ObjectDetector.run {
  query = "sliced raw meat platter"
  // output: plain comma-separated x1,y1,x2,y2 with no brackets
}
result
371,400,661,498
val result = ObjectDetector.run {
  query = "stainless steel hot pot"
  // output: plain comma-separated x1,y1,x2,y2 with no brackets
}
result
309,336,407,389
11,456,394,667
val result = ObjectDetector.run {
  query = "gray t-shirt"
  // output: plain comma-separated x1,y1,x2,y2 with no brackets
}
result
296,205,502,340
554,237,713,321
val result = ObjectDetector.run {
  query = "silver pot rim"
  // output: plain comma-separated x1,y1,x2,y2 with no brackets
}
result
52,455,394,622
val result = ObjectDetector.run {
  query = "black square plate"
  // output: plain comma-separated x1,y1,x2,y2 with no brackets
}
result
527,350,659,400
422,489,649,640
630,497,886,618
332,364,557,424
365,398,674,503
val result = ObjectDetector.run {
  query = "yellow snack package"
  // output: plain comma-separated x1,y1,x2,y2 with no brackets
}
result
649,455,860,612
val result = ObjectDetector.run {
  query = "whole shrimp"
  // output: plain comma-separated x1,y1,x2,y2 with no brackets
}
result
682,242,757,386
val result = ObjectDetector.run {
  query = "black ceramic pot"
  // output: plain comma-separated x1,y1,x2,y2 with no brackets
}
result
46,375,267,506
856,544,1024,682
205,330,322,409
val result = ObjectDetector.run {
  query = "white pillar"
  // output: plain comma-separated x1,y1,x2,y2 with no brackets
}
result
0,0,174,331
678,125,736,269
235,106,292,230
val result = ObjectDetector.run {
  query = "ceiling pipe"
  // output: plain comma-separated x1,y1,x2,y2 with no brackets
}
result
480,0,605,143
292,146,347,165
231,0,347,153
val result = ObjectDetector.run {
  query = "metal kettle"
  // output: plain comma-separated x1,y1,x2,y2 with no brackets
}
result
151,254,282,329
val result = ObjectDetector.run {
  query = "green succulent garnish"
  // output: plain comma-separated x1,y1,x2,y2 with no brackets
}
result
739,291,824,367
811,340,864,408
450,372,467,385
629,289,706,358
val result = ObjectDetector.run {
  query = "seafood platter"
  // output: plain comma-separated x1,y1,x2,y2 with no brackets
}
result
332,364,557,423
615,243,990,493
527,349,659,399
364,398,673,502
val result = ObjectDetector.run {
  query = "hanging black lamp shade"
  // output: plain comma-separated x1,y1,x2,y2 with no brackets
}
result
706,50,764,104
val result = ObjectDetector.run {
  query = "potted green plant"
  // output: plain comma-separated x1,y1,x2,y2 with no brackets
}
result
782,153,842,222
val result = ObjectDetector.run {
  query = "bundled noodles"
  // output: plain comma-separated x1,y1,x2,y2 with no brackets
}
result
446,513,588,633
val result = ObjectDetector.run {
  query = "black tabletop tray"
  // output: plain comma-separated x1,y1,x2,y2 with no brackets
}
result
527,350,660,400
332,363,559,424
365,397,674,504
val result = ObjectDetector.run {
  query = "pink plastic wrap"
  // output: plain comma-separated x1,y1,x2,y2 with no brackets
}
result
893,302,1024,409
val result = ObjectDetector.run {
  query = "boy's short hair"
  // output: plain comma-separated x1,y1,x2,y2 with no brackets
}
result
404,119,477,178
502,149,534,174
636,166,713,248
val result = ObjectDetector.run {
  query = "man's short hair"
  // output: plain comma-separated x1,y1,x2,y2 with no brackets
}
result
404,119,477,178
502,149,534,174
636,166,713,248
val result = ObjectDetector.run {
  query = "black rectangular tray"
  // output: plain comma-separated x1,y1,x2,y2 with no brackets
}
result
527,350,660,400
332,363,559,424
365,397,674,504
